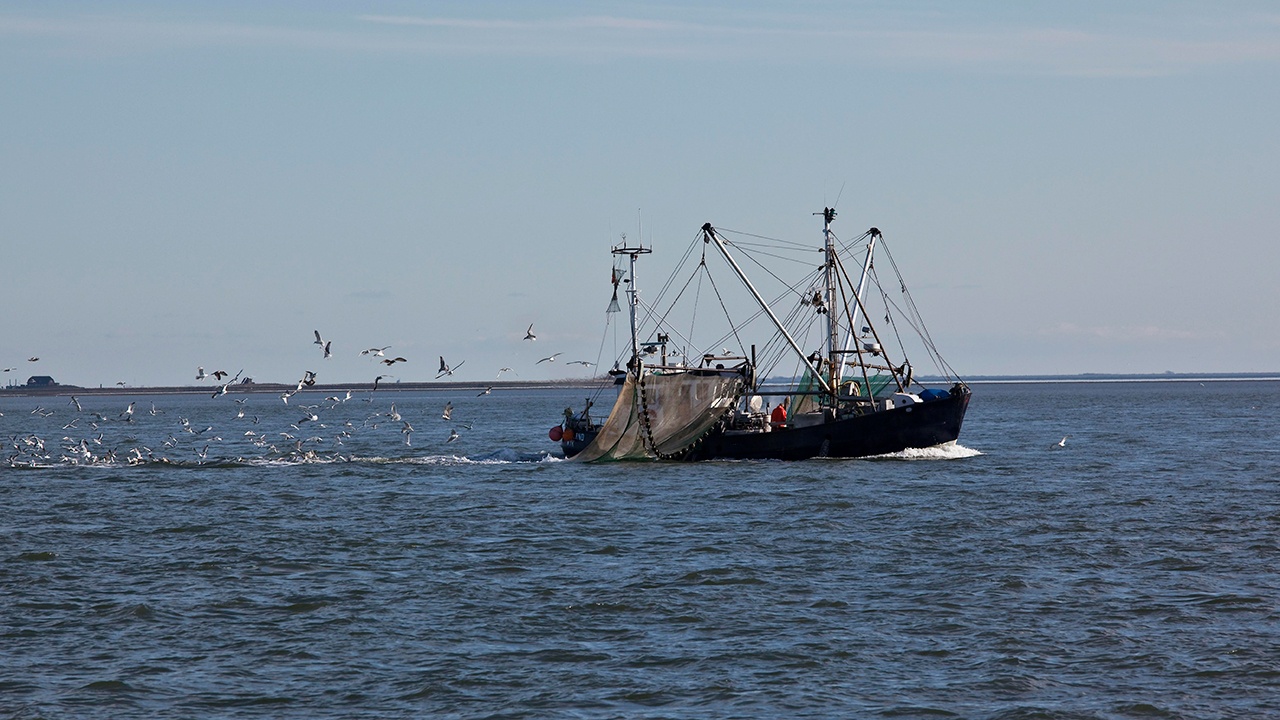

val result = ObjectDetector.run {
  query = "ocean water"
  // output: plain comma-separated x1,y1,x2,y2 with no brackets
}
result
2,381,1278,719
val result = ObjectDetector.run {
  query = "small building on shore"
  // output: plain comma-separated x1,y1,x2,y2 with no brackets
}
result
26,376,58,388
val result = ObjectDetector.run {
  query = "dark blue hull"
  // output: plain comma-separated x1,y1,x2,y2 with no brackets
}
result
564,389,970,461
687,390,970,461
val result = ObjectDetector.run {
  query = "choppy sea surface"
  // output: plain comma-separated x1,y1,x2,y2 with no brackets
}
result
2,381,1278,719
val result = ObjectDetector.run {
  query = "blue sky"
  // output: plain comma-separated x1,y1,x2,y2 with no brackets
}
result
2,1,1278,387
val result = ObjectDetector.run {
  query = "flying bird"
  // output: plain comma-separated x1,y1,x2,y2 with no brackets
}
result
69,396,82,412
362,346,390,357
496,367,515,379
27,357,39,362
196,367,207,381
1055,435,1068,448
323,341,332,359
447,428,460,443
120,402,135,421
441,401,453,421
477,387,492,397
213,370,243,398
566,360,595,367
536,353,562,365
524,324,537,341
382,357,408,366
437,357,464,378
210,370,229,381
297,370,317,390
372,375,390,391
314,330,324,346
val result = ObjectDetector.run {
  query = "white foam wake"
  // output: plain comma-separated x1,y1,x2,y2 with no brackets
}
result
872,442,982,460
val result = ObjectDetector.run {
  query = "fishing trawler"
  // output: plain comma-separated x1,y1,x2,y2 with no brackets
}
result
552,207,970,461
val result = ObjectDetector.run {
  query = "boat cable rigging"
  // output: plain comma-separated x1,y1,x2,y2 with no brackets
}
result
553,205,972,462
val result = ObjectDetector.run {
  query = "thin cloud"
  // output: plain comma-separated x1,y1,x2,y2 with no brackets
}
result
358,15,693,33
1,9,1277,74
1039,323,1198,343
345,290,396,303
357,10,1280,75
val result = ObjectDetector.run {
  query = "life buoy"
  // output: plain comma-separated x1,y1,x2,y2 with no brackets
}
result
548,426,563,441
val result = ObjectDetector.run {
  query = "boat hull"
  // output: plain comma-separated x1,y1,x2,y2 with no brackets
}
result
684,390,970,461
562,389,970,461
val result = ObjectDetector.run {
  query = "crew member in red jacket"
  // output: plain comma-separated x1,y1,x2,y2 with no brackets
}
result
770,397,789,427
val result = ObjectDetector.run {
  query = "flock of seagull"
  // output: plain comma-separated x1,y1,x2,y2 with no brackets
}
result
3,325,596,468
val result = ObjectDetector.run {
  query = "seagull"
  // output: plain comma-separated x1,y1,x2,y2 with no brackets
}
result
361,346,390,357
120,402,135,421
401,420,414,446
437,357,464,378
387,403,401,422
212,370,242,398
447,428,459,443
496,367,515,379
536,353,562,365
27,357,39,362
441,401,453,421
69,396,82,412
477,387,492,397
323,341,332,359
314,330,324,346
1055,435,1068,448
566,360,594,367
382,357,408,366
210,370,229,381
524,324,537,341
196,367,207,381
372,375,390,391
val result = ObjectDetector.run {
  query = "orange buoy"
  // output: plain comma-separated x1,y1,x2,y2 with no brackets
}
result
562,428,575,441
548,426,563,441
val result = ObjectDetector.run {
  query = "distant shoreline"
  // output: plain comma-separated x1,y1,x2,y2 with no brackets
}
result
4,372,1280,397
959,372,1280,384
0,378,615,398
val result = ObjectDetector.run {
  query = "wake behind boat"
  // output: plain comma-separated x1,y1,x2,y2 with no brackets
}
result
552,207,970,461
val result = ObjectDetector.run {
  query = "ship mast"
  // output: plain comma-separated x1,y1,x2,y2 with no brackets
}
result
820,207,839,394
612,235,650,373
839,227,879,380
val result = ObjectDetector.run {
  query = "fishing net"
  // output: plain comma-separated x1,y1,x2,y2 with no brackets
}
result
572,370,745,462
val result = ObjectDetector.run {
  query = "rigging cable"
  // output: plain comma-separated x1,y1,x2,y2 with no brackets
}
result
878,241,960,381
715,227,815,250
